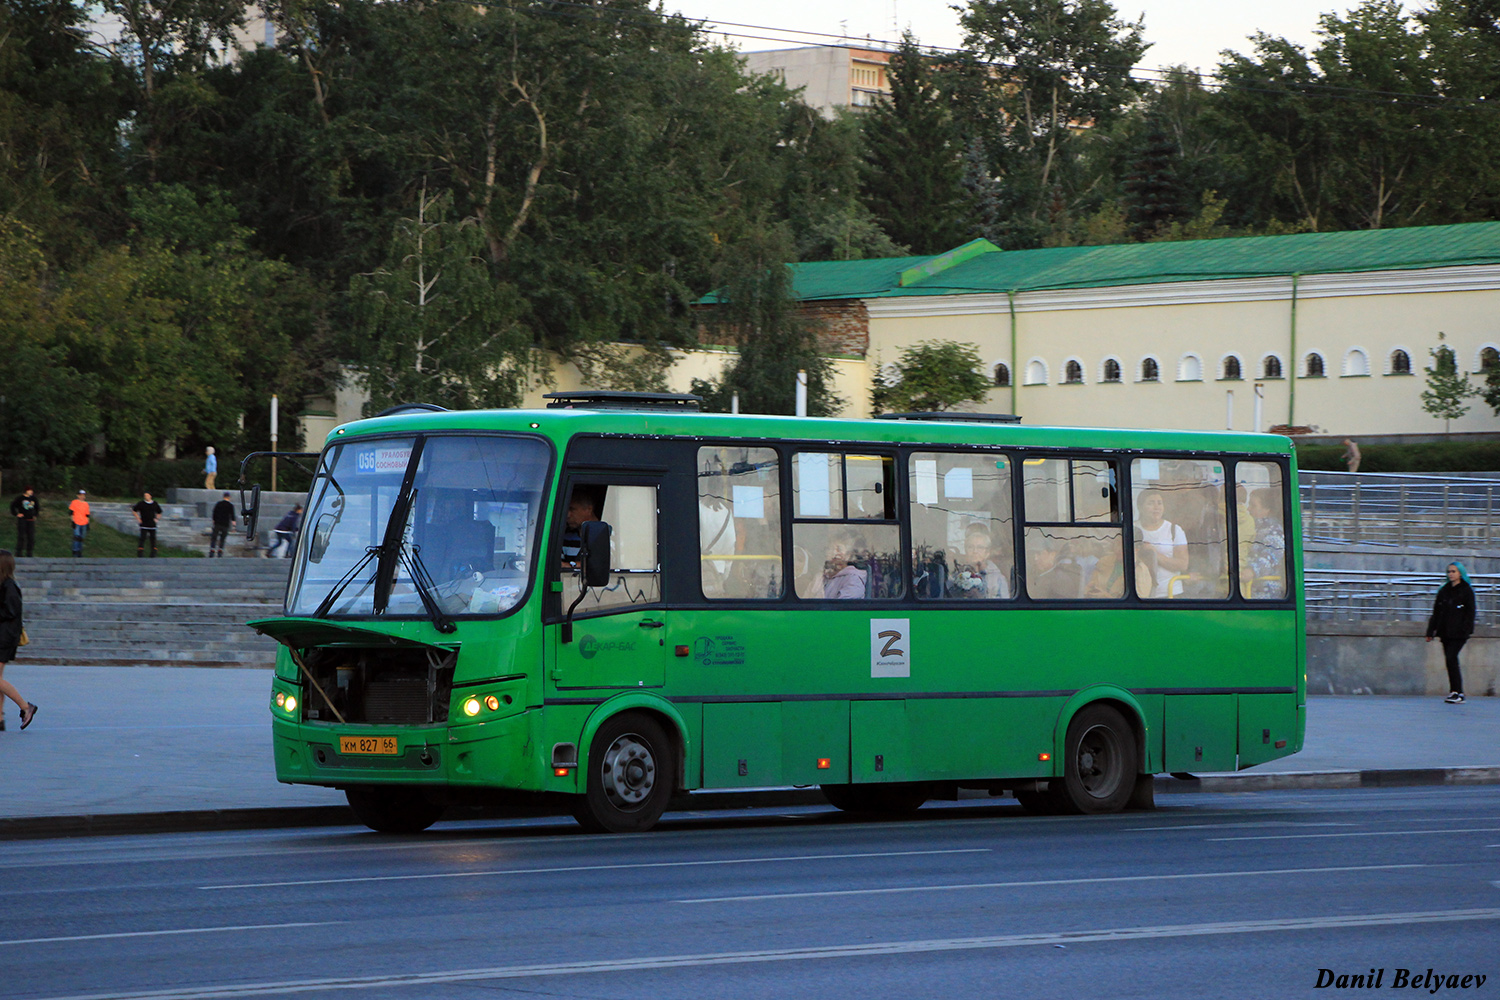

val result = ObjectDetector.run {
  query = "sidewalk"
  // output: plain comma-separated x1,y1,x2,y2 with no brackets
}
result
1,664,1497,838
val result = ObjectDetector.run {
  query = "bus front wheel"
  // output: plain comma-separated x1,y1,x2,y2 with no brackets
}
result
345,786,446,833
1052,704,1137,814
572,713,676,834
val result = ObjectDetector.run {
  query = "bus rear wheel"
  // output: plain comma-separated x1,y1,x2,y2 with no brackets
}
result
1052,704,1137,815
572,713,676,834
820,782,927,815
345,786,446,833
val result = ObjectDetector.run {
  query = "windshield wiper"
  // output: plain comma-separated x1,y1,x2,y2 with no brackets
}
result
312,546,380,619
401,543,457,634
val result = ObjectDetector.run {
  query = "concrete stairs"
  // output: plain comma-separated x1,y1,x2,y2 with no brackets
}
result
16,558,291,668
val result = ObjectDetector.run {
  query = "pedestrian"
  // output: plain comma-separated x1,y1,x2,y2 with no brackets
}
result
68,489,90,557
0,550,39,732
269,505,302,558
1341,438,1361,474
1426,561,1476,705
9,487,38,558
204,446,217,490
209,492,236,557
132,491,164,558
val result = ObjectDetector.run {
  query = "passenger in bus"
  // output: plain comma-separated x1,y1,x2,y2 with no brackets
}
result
1135,488,1189,598
1241,488,1286,598
948,524,1010,599
1084,543,1125,599
1026,538,1084,599
806,532,866,599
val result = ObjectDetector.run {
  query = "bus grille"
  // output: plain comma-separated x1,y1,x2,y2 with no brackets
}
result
363,678,430,723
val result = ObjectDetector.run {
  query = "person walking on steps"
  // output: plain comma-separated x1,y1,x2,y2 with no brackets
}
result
269,505,302,558
9,487,38,558
209,492,236,557
133,491,163,557
1426,561,1476,704
68,490,90,557
0,550,38,732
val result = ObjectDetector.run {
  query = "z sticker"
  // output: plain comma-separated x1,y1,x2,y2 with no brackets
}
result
870,618,910,678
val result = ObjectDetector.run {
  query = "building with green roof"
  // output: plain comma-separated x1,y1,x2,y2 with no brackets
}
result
711,221,1500,436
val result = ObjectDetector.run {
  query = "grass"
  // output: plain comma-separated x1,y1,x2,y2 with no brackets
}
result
7,493,200,558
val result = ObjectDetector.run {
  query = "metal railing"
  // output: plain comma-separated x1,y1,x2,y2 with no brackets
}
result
1300,471,1500,549
1303,568,1497,625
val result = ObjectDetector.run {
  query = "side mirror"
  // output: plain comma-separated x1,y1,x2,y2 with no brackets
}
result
579,520,611,588
242,484,261,541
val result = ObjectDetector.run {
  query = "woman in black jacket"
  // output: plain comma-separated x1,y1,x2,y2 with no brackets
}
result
1426,561,1476,705
0,550,38,729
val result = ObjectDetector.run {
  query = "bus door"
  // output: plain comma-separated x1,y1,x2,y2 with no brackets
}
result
548,476,668,690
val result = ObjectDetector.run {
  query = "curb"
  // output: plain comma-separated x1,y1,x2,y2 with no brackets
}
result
4,767,1497,841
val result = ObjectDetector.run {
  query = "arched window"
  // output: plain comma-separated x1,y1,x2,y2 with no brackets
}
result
1064,359,1084,384
1140,357,1159,382
1263,355,1283,379
1343,348,1370,377
1102,358,1122,383
993,362,1011,388
1222,356,1242,380
1482,347,1500,372
1178,354,1203,381
1389,349,1411,375
1305,352,1325,378
1025,359,1048,385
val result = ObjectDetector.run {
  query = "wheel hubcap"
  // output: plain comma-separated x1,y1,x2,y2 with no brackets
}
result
1076,725,1123,798
601,734,656,809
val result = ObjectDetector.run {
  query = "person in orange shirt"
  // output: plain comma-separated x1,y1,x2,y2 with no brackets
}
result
68,489,91,557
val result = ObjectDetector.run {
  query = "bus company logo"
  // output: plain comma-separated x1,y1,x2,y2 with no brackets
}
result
870,618,910,678
578,636,635,660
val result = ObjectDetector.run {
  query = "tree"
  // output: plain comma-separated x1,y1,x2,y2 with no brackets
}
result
958,0,1148,232
351,185,536,414
1421,332,1477,432
860,33,968,254
691,224,841,416
871,341,993,413
1121,113,1187,237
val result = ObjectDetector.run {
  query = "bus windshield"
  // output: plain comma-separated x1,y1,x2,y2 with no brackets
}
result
287,434,550,618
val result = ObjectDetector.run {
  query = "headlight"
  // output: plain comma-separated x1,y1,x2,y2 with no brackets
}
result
284,695,297,713
463,697,482,717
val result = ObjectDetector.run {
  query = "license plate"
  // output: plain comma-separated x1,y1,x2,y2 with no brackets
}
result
339,735,398,755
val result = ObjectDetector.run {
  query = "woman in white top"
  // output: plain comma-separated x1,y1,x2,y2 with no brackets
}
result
1135,489,1189,598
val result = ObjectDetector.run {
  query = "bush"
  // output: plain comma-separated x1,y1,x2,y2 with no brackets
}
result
1296,441,1500,473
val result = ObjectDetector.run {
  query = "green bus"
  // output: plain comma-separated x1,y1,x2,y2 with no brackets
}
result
251,393,1303,833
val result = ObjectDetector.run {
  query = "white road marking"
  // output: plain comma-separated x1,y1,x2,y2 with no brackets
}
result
0,922,336,948
1123,822,1354,832
1209,827,1500,842
26,908,1500,1000
198,848,990,890
675,863,1424,904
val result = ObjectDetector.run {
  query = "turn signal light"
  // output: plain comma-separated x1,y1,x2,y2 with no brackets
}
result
1038,752,1052,761
485,695,500,711
463,697,482,717
275,692,286,707
816,758,831,769
554,767,571,777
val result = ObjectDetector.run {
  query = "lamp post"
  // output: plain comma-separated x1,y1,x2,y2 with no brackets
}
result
270,394,279,492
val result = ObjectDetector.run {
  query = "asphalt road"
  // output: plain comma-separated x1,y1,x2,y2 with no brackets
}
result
5,787,1499,1000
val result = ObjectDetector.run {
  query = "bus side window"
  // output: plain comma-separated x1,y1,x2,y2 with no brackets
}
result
792,451,903,600
697,447,784,600
1131,458,1230,600
561,484,661,613
1022,456,1123,601
909,451,1015,600
1236,462,1287,599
